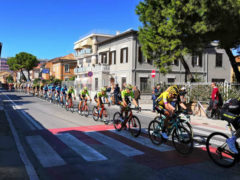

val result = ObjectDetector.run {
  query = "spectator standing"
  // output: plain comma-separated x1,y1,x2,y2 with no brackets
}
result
152,84,161,112
210,82,219,118
133,86,141,106
114,84,120,105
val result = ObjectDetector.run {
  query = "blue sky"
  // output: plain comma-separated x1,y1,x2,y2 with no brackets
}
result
0,0,142,59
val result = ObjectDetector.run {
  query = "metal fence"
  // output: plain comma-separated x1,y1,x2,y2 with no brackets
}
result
162,82,240,103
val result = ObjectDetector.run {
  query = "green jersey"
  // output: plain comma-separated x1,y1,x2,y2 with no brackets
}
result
121,89,134,99
97,92,108,98
80,90,89,96
67,89,75,95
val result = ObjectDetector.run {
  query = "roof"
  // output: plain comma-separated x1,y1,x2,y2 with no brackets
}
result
49,53,76,63
97,30,138,46
74,33,114,45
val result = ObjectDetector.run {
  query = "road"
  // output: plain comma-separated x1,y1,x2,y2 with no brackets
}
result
0,90,240,180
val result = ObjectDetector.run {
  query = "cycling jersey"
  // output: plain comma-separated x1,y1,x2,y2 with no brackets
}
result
61,87,67,94
44,86,48,91
67,89,75,95
80,90,89,97
121,89,134,100
97,92,108,98
156,91,174,107
56,86,61,92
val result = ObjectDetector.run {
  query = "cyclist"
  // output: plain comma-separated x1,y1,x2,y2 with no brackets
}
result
120,84,139,128
221,98,240,154
168,86,188,112
66,86,75,108
60,85,67,105
78,87,92,113
56,84,61,103
155,86,179,139
43,84,48,98
96,87,109,121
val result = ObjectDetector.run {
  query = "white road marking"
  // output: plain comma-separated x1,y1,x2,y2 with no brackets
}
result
3,93,43,130
4,110,39,180
26,135,66,168
110,130,174,152
85,131,144,157
57,133,107,161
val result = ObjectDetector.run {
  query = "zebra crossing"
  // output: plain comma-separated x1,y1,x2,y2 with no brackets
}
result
25,124,229,169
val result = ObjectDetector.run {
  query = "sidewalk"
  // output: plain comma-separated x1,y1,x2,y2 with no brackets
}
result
0,98,28,179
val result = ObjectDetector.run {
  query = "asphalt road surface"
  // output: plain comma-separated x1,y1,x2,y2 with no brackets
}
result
0,90,240,180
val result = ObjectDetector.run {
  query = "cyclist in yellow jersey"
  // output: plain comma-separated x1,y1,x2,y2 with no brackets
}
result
155,87,178,139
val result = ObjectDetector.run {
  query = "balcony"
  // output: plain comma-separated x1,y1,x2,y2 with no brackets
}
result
75,48,92,58
74,64,110,74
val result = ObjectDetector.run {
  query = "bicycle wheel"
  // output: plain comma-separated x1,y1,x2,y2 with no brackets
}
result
206,132,237,168
148,119,163,145
179,119,193,138
92,106,99,121
113,112,122,131
128,115,141,137
102,109,110,124
172,126,193,154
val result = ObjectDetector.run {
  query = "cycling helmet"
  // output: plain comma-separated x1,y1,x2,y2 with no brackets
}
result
169,86,178,95
83,87,88,90
101,87,107,92
126,84,133,90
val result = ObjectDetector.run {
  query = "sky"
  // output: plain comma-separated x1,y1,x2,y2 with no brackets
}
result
0,0,142,59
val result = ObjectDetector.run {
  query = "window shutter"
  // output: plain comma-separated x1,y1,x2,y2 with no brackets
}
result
126,48,128,63
199,54,202,67
120,49,123,63
192,56,195,67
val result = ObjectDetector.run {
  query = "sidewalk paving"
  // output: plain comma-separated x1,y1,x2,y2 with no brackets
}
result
0,98,28,179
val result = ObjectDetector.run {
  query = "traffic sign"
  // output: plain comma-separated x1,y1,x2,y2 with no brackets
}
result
151,70,156,78
88,71,93,77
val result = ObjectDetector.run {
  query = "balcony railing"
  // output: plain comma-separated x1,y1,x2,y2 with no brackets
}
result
74,64,110,74
75,48,92,58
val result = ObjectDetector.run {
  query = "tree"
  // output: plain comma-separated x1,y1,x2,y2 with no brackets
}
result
7,52,39,81
136,0,240,83
16,52,39,81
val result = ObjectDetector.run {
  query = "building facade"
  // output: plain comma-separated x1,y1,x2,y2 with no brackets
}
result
0,58,10,72
74,30,232,97
74,33,113,94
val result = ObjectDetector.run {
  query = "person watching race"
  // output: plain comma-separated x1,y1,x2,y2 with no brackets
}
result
78,87,92,113
155,86,179,139
120,84,139,128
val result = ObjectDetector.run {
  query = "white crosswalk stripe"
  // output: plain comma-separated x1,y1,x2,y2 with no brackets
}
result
110,130,174,152
26,135,66,168
56,133,108,161
85,131,144,157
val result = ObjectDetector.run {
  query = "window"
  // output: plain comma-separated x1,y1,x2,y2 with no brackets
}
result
95,78,98,91
140,77,148,92
109,51,116,65
120,48,128,63
168,78,175,83
212,78,225,83
64,64,69,73
216,53,223,67
121,77,126,89
173,59,179,66
192,53,202,67
100,52,107,64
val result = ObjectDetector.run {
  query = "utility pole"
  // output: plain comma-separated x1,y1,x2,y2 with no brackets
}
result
0,42,2,58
